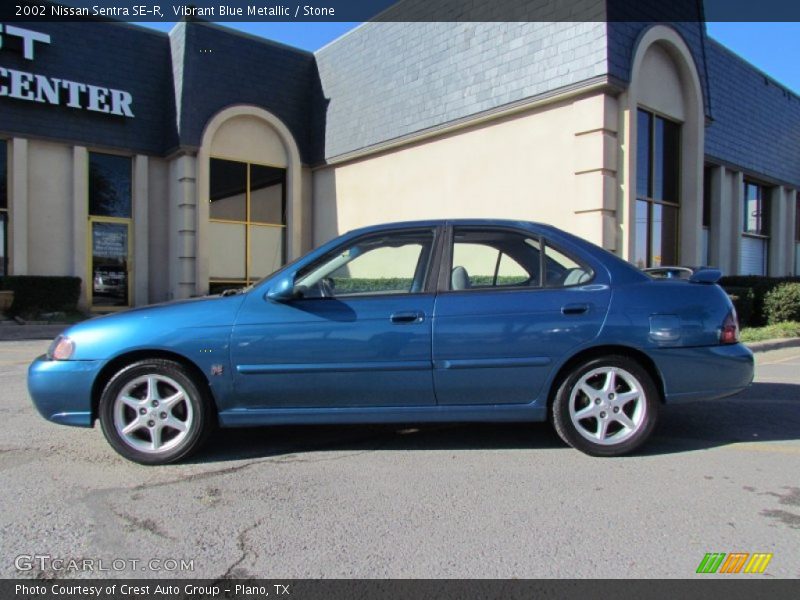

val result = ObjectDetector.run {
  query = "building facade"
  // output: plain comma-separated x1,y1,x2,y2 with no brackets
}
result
1,7,799,310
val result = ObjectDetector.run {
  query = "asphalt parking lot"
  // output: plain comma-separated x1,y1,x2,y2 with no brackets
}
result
1,340,798,579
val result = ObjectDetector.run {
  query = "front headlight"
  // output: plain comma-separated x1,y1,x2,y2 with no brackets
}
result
48,335,76,361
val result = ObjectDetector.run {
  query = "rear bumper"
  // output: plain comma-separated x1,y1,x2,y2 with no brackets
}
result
649,343,754,404
28,355,105,427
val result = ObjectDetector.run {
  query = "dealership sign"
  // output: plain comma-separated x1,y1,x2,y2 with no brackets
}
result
0,24,134,117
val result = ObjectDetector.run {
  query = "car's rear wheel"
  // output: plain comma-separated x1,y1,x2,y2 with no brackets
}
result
551,356,659,456
98,359,211,465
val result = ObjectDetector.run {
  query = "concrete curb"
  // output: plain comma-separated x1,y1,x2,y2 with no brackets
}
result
745,337,800,353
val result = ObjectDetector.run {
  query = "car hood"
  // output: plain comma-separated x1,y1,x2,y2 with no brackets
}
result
60,294,247,360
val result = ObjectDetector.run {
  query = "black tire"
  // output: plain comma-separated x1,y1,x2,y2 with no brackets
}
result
551,355,659,457
98,359,213,465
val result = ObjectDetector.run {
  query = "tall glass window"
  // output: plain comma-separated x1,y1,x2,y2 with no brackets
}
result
634,109,680,269
208,157,286,294
0,141,7,276
743,181,768,236
89,152,133,308
740,181,769,275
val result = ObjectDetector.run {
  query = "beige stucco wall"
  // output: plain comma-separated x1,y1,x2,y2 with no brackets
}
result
312,92,618,249
27,140,73,276
637,44,686,121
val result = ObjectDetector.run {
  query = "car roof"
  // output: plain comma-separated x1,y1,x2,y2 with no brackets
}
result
346,218,543,235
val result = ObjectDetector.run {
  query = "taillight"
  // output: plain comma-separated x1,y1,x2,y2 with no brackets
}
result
719,309,739,345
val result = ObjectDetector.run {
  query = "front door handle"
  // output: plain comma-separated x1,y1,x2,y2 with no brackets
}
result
561,303,590,316
390,311,425,324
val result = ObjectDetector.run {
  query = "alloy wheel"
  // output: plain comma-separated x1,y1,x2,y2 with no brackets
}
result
112,374,194,454
567,366,647,446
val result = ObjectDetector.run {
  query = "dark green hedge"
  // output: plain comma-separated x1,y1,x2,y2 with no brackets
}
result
0,276,82,315
330,276,526,294
764,283,800,325
719,276,800,327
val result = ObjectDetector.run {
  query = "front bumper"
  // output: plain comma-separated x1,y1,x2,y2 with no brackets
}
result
28,355,106,427
649,343,755,404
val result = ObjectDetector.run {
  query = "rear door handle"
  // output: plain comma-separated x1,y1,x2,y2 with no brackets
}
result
390,311,425,324
561,303,590,316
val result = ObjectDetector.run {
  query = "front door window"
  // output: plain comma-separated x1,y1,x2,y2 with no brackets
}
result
296,229,435,298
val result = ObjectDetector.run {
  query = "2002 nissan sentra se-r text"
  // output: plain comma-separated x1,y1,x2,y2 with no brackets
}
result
29,220,754,464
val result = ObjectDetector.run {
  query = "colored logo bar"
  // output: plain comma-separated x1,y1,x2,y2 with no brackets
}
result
696,553,772,574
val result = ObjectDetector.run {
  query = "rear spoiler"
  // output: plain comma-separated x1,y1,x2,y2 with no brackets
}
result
689,268,722,284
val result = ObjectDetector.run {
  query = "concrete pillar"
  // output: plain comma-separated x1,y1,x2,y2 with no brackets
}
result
286,154,304,262
301,166,314,254
168,154,197,300
9,138,28,275
71,146,88,308
133,155,149,306
768,185,788,276
708,165,730,273
729,171,745,275
678,131,705,269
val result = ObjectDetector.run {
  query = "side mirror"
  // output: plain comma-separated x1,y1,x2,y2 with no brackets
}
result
266,273,299,302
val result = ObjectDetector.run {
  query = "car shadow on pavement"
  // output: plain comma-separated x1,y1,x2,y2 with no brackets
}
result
187,382,800,463
641,382,800,455
190,422,564,464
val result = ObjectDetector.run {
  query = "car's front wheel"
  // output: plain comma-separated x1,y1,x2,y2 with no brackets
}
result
551,356,659,456
98,359,212,465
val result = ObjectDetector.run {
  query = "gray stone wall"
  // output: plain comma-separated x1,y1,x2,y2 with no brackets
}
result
704,39,800,188
315,22,608,160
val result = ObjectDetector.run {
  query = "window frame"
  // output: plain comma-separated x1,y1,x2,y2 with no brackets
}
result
743,180,770,238
87,150,134,311
635,108,682,269
88,150,134,219
439,225,595,294
293,226,442,300
208,155,287,293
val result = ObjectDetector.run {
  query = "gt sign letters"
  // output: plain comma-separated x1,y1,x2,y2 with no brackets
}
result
0,24,135,118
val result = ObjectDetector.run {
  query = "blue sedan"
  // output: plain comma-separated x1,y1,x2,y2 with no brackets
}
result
29,220,753,464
